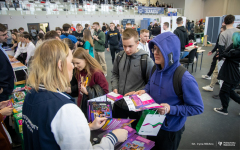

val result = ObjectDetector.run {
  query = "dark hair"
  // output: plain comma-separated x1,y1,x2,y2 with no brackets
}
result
12,29,18,33
224,14,235,25
62,38,74,50
23,31,29,34
177,17,183,24
102,26,107,32
0,23,7,32
23,33,32,40
18,27,24,32
163,22,169,28
150,22,152,24
221,25,226,31
38,33,44,40
55,27,62,31
44,30,59,40
154,23,158,27
85,24,88,28
62,23,71,31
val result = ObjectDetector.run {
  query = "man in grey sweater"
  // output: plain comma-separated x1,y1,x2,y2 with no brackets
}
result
111,28,154,129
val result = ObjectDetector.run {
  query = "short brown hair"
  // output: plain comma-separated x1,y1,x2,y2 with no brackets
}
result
140,29,149,34
62,23,71,31
55,27,62,31
163,22,169,28
126,23,132,26
103,22,106,25
93,22,99,26
62,38,74,50
44,30,60,40
122,28,139,43
221,25,226,31
85,24,88,28
0,23,7,32
18,27,24,32
76,23,82,27
110,22,115,26
12,29,18,33
224,14,235,25
177,17,183,25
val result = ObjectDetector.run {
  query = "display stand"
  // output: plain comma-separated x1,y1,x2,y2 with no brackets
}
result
11,62,28,85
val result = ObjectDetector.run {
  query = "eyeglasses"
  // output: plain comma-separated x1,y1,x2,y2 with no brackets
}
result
151,48,160,54
0,32,8,37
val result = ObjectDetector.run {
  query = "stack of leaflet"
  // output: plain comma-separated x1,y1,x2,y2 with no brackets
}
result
98,126,136,147
106,92,123,102
117,134,155,150
101,118,135,130
123,93,163,112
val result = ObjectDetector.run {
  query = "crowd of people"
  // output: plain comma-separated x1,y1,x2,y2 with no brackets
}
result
0,14,239,150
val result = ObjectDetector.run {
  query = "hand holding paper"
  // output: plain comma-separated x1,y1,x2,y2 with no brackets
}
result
89,117,107,130
134,90,146,96
158,103,170,115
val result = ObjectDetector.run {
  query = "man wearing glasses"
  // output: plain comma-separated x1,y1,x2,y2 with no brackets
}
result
0,23,14,102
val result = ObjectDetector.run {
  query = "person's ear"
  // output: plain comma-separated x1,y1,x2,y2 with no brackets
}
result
58,60,62,71
56,37,61,41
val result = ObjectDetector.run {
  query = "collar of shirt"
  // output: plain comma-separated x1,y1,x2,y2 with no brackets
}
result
0,43,11,62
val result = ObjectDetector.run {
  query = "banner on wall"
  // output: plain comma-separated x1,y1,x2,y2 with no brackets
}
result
167,8,177,16
138,6,164,14
233,15,240,28
122,19,135,28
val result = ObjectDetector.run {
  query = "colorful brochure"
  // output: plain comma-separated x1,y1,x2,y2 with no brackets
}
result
117,134,155,150
107,92,124,102
101,118,135,130
88,101,112,122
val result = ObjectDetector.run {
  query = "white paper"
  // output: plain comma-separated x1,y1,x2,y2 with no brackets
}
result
35,1,40,3
1,8,8,10
137,93,152,102
56,2,61,4
58,8,63,11
107,92,121,98
138,114,165,136
123,96,136,111
38,5,44,8
17,8,22,11
9,8,15,11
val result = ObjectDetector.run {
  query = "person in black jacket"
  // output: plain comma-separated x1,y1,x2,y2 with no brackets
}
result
151,23,161,37
174,17,189,59
202,25,226,80
106,22,121,64
0,23,14,102
214,31,240,115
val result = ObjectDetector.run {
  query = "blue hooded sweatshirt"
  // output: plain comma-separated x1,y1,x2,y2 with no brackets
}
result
144,32,204,132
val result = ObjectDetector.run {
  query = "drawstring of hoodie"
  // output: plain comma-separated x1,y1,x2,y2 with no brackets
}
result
158,72,163,96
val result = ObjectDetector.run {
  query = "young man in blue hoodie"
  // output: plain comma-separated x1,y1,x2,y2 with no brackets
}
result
135,32,204,150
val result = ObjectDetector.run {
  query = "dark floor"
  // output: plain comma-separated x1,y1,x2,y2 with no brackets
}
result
104,45,240,150
14,45,240,150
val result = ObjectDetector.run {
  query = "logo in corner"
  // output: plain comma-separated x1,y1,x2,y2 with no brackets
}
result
168,52,174,66
218,141,222,146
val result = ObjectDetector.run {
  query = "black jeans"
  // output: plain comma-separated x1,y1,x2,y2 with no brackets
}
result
220,81,240,112
207,54,218,76
147,125,185,150
112,103,141,130
110,45,120,64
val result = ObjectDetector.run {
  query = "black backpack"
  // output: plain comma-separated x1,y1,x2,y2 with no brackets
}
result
150,65,187,101
116,51,149,84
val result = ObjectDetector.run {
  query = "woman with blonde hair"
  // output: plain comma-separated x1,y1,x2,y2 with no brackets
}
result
83,29,94,57
22,39,128,150
11,32,20,52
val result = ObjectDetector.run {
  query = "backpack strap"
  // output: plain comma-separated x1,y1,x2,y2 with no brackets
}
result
141,54,148,84
116,50,125,69
173,65,187,101
150,65,157,77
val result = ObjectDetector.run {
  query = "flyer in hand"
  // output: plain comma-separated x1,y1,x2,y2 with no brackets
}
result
117,134,155,150
107,92,124,102
124,93,163,112
101,118,135,130
88,101,112,122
